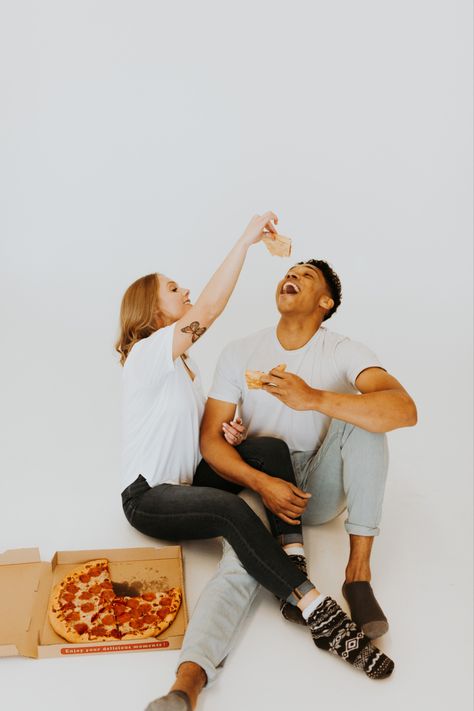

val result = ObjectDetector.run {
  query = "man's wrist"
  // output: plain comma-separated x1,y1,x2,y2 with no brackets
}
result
252,471,270,496
307,387,324,411
230,460,269,494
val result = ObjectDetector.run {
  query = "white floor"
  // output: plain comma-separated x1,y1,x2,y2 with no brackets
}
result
1,1,472,708
1,408,472,711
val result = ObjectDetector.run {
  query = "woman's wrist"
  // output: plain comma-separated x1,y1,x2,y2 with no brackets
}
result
235,234,252,252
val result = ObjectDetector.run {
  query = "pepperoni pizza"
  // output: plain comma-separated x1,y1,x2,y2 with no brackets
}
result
49,559,181,643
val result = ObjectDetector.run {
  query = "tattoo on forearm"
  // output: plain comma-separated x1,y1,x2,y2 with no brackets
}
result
181,321,207,343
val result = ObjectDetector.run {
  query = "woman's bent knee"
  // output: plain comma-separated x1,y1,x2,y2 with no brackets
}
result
260,436,290,456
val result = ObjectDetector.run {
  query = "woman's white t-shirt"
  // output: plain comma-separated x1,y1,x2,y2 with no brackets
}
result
121,324,205,491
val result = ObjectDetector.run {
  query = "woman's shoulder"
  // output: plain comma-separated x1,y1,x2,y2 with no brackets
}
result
135,324,175,352
124,324,176,374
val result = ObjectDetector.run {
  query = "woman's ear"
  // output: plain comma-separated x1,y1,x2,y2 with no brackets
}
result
153,310,166,329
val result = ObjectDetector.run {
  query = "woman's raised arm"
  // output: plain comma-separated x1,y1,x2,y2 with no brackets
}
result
172,212,278,360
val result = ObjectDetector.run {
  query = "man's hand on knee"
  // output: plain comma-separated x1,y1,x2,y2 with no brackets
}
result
256,475,311,525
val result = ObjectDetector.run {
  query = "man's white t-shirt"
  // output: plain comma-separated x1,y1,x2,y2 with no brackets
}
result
121,324,205,491
209,326,384,453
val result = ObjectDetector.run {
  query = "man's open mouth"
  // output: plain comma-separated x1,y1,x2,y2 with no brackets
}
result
280,281,300,295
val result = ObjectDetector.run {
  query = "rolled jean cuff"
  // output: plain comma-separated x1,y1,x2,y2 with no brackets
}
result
277,533,304,546
286,579,315,606
344,521,380,536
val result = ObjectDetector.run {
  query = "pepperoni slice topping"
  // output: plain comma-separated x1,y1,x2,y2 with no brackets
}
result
101,614,115,626
142,614,158,625
111,628,121,639
65,583,79,594
79,574,91,583
157,607,170,620
79,591,93,600
81,603,95,613
101,590,115,602
117,613,132,624
65,611,81,622
88,566,103,578
125,598,140,609
138,603,152,615
160,597,172,607
142,592,156,601
89,584,102,595
74,623,88,635
90,625,106,636
101,580,113,589
61,592,75,603
130,618,145,629
113,604,127,616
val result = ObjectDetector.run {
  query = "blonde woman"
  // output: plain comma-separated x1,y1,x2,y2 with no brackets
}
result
116,213,393,710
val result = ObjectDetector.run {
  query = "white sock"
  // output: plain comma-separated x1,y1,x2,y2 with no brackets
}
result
302,593,328,621
283,545,305,557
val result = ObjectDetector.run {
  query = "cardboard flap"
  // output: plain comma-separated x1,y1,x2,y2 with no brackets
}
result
0,548,41,565
54,546,182,564
0,549,51,658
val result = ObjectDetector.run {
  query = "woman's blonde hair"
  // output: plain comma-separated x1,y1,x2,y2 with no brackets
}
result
115,273,161,366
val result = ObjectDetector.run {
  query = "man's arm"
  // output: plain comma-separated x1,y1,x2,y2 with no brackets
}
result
200,398,310,524
261,367,418,433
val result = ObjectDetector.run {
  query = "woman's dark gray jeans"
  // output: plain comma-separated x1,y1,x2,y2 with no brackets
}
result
121,436,313,603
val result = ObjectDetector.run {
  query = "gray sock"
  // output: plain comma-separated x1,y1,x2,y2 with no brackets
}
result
145,690,192,711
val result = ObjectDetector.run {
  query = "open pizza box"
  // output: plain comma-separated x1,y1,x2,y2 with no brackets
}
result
0,546,187,659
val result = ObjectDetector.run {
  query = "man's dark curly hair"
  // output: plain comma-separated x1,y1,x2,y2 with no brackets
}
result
296,259,342,321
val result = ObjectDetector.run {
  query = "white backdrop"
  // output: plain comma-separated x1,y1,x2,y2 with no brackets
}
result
0,2,472,710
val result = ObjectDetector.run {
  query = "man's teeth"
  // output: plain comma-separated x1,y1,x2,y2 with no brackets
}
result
282,282,299,294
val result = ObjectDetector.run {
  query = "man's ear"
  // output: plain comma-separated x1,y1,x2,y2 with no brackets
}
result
319,295,334,314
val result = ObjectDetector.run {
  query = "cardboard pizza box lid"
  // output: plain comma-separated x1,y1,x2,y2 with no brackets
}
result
0,548,52,658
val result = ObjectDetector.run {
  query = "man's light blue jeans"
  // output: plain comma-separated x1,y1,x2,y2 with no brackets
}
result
178,419,389,684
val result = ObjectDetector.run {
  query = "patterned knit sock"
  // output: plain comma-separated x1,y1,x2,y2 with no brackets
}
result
306,596,394,679
279,554,307,626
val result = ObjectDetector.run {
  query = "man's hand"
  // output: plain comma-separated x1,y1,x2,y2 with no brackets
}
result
261,366,418,432
222,417,247,446
257,475,311,525
261,368,315,411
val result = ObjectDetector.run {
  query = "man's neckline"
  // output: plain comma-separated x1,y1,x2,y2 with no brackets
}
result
272,325,324,352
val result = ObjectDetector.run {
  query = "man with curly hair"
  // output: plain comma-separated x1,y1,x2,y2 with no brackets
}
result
147,259,417,711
